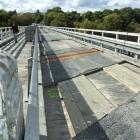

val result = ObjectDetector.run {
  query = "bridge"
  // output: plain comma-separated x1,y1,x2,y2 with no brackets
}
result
0,25,140,140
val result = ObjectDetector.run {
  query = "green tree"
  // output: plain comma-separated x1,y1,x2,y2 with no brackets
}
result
90,11,103,21
93,19,105,30
34,9,43,23
103,13,122,30
66,11,82,27
0,10,10,26
80,19,94,29
134,23,140,32
134,8,140,23
102,9,112,17
120,7,135,31
83,11,93,20
50,13,69,27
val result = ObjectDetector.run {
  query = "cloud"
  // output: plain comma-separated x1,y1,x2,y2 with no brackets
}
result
0,0,48,12
0,0,139,12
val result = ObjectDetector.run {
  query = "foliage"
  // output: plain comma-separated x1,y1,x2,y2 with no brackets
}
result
34,9,43,23
103,13,122,30
43,6,140,32
0,9,41,27
0,7,140,32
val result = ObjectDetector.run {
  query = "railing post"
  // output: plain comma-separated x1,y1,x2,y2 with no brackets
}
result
134,54,139,59
1,29,3,41
115,48,118,53
0,29,2,41
138,36,140,44
116,34,119,40
102,32,104,37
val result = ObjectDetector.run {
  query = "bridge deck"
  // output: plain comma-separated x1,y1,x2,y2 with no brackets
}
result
40,29,140,140
1,27,140,140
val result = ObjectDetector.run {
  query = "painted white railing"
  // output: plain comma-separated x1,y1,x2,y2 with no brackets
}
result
0,26,26,42
55,27,140,44
45,26,140,44
42,26,140,59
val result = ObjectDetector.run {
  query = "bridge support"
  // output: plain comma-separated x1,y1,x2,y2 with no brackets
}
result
0,50,24,140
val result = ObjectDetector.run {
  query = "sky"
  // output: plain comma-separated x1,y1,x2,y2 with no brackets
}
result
0,0,140,13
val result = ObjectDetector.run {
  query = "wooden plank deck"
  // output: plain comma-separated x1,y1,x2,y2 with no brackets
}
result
104,64,140,93
59,75,115,134
59,83,88,134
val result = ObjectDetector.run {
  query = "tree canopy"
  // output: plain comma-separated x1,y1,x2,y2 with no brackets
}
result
43,7,140,32
0,7,140,32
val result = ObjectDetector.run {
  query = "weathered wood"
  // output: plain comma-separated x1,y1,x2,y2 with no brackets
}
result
104,64,140,93
87,71,136,107
59,82,88,134
72,75,115,120
59,75,115,133
59,80,97,126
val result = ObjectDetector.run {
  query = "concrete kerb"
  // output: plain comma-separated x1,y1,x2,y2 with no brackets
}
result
0,50,24,140
38,41,47,140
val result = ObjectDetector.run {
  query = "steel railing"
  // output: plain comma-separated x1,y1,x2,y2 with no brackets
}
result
44,26,140,44
42,26,140,59
24,28,39,140
0,26,26,42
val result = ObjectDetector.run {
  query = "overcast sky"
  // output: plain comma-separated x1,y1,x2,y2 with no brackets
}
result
0,0,140,12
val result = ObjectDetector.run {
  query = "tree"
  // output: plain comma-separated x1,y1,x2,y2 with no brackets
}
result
47,7,63,13
103,13,122,30
93,19,105,30
90,11,103,21
134,23,140,32
83,11,93,20
66,11,82,27
44,7,64,26
44,7,71,27
0,10,10,26
34,9,43,23
102,9,112,17
0,7,140,32
134,8,140,23
120,7,135,31
50,13,69,27
80,19,94,29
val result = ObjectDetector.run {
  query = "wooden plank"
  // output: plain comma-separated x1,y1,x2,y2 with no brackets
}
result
122,63,140,75
47,48,98,62
104,64,140,93
87,71,136,107
72,75,115,120
44,86,71,140
60,80,98,126
59,82,88,134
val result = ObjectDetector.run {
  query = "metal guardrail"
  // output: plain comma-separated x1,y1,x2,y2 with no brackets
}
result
42,26,140,59
0,26,26,42
46,26,140,44
24,28,39,140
